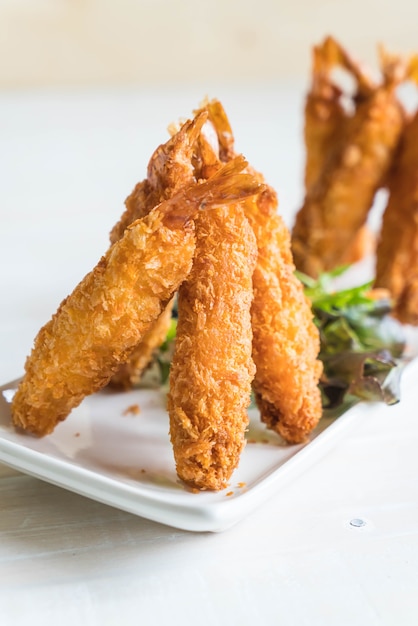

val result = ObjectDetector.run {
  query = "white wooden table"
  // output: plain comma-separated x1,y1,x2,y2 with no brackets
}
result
0,86,417,626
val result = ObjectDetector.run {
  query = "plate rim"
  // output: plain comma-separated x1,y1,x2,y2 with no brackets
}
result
0,361,414,532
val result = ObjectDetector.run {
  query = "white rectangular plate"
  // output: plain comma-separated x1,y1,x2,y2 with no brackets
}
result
0,361,414,533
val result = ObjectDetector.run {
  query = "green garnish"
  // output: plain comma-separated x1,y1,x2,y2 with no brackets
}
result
149,266,406,412
156,318,177,385
297,266,406,410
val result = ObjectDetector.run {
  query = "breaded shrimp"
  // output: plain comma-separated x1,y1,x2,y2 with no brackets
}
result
168,201,258,491
199,100,323,443
12,157,260,436
108,113,207,388
303,37,348,192
292,38,406,278
303,37,374,264
244,188,323,443
110,113,207,244
108,304,174,389
375,108,418,324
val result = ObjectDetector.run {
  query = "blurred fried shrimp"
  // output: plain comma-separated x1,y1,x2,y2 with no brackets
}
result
12,158,259,436
375,109,418,324
303,38,347,192
292,37,406,278
303,37,374,264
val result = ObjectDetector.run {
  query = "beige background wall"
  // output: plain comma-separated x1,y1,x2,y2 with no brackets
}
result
0,0,417,89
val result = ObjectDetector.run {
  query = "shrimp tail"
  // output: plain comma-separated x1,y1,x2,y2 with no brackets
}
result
160,155,265,228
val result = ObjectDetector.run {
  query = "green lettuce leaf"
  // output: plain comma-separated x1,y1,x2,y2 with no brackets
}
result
297,267,406,409
147,266,407,411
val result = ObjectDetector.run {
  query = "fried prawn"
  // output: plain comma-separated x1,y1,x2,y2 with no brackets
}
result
168,132,259,490
375,108,418,324
200,100,323,443
244,188,323,443
168,204,258,490
292,37,406,278
110,113,207,243
108,113,207,388
12,157,259,436
303,37,374,265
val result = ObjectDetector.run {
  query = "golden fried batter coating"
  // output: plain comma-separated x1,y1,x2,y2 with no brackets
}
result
375,110,418,324
108,113,207,388
108,300,175,389
244,188,323,443
12,215,195,436
292,37,406,278
168,204,257,491
12,158,259,436
199,100,323,444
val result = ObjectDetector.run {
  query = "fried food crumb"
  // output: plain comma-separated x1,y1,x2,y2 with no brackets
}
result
74,432,80,438
226,491,234,497
123,404,141,416
237,482,246,488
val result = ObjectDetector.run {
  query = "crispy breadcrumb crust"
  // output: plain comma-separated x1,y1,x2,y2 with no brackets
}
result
244,187,323,443
108,299,175,389
12,209,197,436
168,205,257,490
12,159,261,436
108,114,206,388
199,99,323,444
